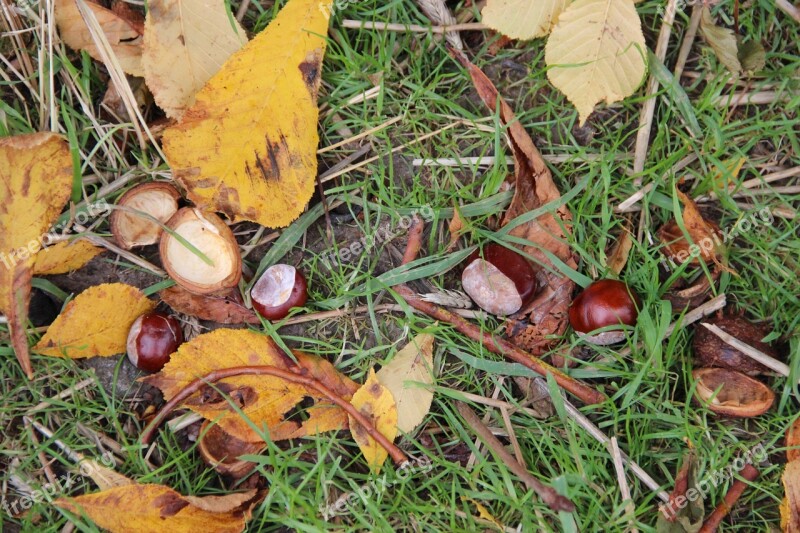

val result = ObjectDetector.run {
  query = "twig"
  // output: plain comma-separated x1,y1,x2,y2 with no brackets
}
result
673,5,703,80
701,323,791,377
139,365,407,465
341,19,486,33
777,0,800,23
698,464,759,532
456,402,575,512
610,437,639,532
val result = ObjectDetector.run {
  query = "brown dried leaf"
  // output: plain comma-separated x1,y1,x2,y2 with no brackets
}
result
783,461,800,532
159,285,259,325
451,49,577,355
142,328,357,442
34,283,156,358
606,227,633,276
0,133,74,377
55,484,258,533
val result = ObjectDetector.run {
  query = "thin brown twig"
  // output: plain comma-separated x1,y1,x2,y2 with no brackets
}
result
456,402,575,512
139,365,407,466
698,464,759,532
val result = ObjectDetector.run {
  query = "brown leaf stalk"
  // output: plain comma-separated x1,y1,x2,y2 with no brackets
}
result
698,464,759,533
140,365,407,466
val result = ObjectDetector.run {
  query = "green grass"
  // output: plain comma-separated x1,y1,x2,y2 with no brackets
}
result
1,0,799,531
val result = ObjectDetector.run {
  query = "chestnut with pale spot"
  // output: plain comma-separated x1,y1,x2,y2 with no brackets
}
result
250,264,308,320
461,244,538,316
126,312,183,372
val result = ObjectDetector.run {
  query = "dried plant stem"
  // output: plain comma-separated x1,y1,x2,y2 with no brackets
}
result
140,365,407,466
456,402,575,512
341,19,486,33
701,323,791,377
698,464,759,533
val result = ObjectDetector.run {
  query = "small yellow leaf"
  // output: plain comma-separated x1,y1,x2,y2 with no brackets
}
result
376,334,435,434
55,484,256,533
34,283,156,358
162,0,333,228
33,240,104,275
142,0,247,119
54,0,144,76
782,461,800,531
699,7,741,74
142,329,358,442
348,369,398,473
0,133,73,377
545,0,647,125
481,0,568,40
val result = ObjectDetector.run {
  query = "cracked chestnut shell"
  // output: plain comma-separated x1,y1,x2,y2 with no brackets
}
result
693,314,777,375
692,368,774,417
111,182,180,249
461,244,538,316
568,279,640,345
250,264,308,320
126,312,183,372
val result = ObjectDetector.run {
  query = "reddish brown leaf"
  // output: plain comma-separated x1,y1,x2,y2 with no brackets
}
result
451,49,577,354
159,286,260,325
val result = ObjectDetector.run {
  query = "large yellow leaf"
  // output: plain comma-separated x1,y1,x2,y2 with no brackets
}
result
544,0,647,125
481,0,568,40
0,133,73,378
162,0,332,228
348,369,398,473
34,283,156,358
33,240,104,275
142,0,247,119
55,484,257,533
376,333,435,434
142,329,358,442
54,0,144,76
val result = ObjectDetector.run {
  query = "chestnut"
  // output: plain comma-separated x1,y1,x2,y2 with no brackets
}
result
693,314,778,375
126,312,183,372
568,279,640,345
461,244,538,316
250,264,308,320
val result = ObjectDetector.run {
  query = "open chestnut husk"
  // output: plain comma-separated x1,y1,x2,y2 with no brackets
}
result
693,314,778,375
198,421,263,479
110,182,180,249
461,243,538,316
692,368,774,417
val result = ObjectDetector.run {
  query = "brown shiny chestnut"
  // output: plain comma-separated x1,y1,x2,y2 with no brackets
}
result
461,244,538,316
126,312,183,372
568,279,640,345
250,264,308,320
692,368,774,418
693,314,778,375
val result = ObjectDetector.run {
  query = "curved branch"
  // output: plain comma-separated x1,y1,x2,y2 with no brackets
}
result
140,365,407,466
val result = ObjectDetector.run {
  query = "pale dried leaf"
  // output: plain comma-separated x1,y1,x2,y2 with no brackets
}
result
699,7,741,74
482,0,568,40
376,334,435,433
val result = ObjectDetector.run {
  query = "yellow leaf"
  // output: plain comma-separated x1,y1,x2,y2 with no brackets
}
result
55,484,257,533
783,461,800,532
348,369,398,473
545,0,647,125
481,0,568,40
34,283,156,358
33,240,104,275
162,0,332,228
143,0,247,119
0,133,73,378
54,0,144,76
699,7,741,74
142,329,358,442
710,156,746,190
376,334,435,434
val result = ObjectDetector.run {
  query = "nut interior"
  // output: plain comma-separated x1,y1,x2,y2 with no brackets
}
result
162,209,239,291
252,264,297,307
114,185,179,247
696,369,770,406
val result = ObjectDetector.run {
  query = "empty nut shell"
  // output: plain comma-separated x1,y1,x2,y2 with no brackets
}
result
692,368,774,418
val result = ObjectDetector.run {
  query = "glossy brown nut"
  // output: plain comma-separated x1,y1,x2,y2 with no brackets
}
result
110,182,180,249
461,244,538,316
568,279,640,345
693,315,778,375
198,421,263,479
126,312,183,372
692,368,774,417
250,264,308,320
